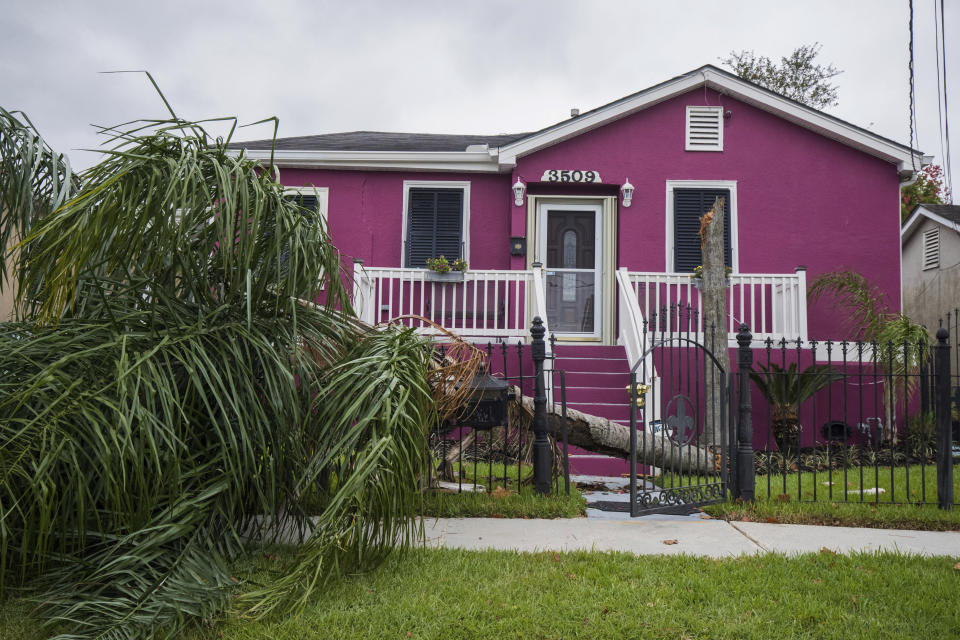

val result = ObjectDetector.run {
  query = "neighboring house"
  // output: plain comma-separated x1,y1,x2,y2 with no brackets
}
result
901,204,960,333
232,64,923,472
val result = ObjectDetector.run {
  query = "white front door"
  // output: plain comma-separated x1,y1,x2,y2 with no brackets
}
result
536,203,603,339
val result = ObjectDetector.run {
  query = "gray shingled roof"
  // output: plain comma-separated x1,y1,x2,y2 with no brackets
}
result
229,65,920,157
917,204,960,224
229,131,529,152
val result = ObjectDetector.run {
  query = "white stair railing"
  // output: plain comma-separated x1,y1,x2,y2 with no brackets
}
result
616,268,659,422
530,262,553,405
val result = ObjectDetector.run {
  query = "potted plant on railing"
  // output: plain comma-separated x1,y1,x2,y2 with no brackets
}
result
749,362,842,454
425,255,468,281
691,264,732,289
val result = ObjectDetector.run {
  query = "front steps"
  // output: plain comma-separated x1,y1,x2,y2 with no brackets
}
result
553,344,633,477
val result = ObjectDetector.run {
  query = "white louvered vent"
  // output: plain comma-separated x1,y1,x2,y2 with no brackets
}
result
922,227,940,270
685,106,723,151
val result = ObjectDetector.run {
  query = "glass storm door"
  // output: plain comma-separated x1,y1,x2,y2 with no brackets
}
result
537,204,602,338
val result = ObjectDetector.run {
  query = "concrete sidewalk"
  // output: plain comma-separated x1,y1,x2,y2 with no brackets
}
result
423,517,960,557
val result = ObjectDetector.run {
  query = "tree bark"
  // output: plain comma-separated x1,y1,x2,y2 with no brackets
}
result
435,430,477,481
700,196,732,447
514,392,719,474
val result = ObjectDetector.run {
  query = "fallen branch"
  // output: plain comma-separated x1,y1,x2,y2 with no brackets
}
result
514,390,718,475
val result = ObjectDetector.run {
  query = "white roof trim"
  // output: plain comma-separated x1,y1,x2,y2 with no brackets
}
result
498,67,923,171
901,205,960,243
240,149,501,173
235,66,923,174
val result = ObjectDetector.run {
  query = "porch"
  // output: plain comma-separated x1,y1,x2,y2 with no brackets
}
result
352,263,810,357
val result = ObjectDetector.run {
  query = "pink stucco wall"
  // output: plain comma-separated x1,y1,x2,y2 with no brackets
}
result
277,169,514,270
512,89,902,339
282,87,903,340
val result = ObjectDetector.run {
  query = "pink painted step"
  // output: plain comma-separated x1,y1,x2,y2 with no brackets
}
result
553,344,629,359
554,358,630,374
562,370,630,386
564,386,628,404
552,344,636,476
566,402,632,422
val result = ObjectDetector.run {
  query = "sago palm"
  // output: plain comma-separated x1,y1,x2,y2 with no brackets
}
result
0,100,435,639
750,362,842,452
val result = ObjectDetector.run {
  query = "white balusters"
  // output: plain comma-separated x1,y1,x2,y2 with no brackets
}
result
626,271,808,344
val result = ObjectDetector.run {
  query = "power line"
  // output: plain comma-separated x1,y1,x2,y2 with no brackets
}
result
934,0,946,179
909,0,918,172
940,0,953,202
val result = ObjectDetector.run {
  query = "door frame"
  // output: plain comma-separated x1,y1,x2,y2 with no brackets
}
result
530,197,616,342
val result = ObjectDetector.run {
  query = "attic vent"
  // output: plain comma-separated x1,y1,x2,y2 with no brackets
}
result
685,106,723,151
922,227,940,270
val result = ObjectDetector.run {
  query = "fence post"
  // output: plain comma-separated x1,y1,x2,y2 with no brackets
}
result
736,324,755,501
935,327,954,510
531,316,551,495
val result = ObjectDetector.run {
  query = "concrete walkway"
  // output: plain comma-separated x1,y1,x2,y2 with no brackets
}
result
423,517,960,557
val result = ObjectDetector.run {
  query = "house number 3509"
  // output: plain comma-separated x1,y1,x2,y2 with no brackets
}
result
540,170,602,183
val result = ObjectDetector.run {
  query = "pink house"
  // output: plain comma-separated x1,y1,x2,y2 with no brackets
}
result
233,65,923,472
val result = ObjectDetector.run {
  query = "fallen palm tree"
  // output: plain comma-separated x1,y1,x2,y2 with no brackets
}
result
1,100,436,639
406,317,720,477
512,392,719,475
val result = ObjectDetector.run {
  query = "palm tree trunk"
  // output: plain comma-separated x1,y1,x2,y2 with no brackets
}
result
514,393,717,474
700,196,732,448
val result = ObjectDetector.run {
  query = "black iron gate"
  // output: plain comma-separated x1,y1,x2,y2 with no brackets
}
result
628,308,735,516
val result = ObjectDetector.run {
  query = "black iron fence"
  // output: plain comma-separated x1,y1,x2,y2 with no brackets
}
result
429,309,957,511
742,328,957,508
429,320,570,495
626,305,733,515
937,308,960,443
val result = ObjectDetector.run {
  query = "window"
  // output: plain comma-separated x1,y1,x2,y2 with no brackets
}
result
402,181,470,268
685,106,723,151
922,227,940,270
666,181,737,273
283,187,329,225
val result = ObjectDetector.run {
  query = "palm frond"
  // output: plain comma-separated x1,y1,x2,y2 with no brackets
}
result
806,270,890,341
0,108,433,639
0,107,78,316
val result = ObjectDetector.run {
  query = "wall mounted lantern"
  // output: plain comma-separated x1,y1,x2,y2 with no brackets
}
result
512,178,526,207
621,178,635,208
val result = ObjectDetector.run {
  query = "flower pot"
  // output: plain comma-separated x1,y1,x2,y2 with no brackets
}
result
425,271,465,282
692,278,730,289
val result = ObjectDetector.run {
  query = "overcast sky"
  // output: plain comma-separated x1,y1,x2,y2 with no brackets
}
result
2,0,956,193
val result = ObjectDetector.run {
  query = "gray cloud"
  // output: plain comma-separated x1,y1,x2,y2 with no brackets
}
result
2,0,956,195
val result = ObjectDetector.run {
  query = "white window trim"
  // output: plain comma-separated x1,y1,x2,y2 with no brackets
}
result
665,180,739,273
283,186,330,225
685,105,724,152
401,180,471,268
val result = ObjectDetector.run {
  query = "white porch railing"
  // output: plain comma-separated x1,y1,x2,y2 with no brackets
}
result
353,262,554,402
352,263,552,343
624,269,808,344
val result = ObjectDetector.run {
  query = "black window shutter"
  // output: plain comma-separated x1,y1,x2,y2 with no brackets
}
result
405,188,464,267
673,188,731,273
285,193,320,224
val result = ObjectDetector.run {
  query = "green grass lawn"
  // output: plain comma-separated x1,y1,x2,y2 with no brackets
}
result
751,463,958,505
8,548,956,640
702,464,960,530
706,498,960,530
422,461,586,519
